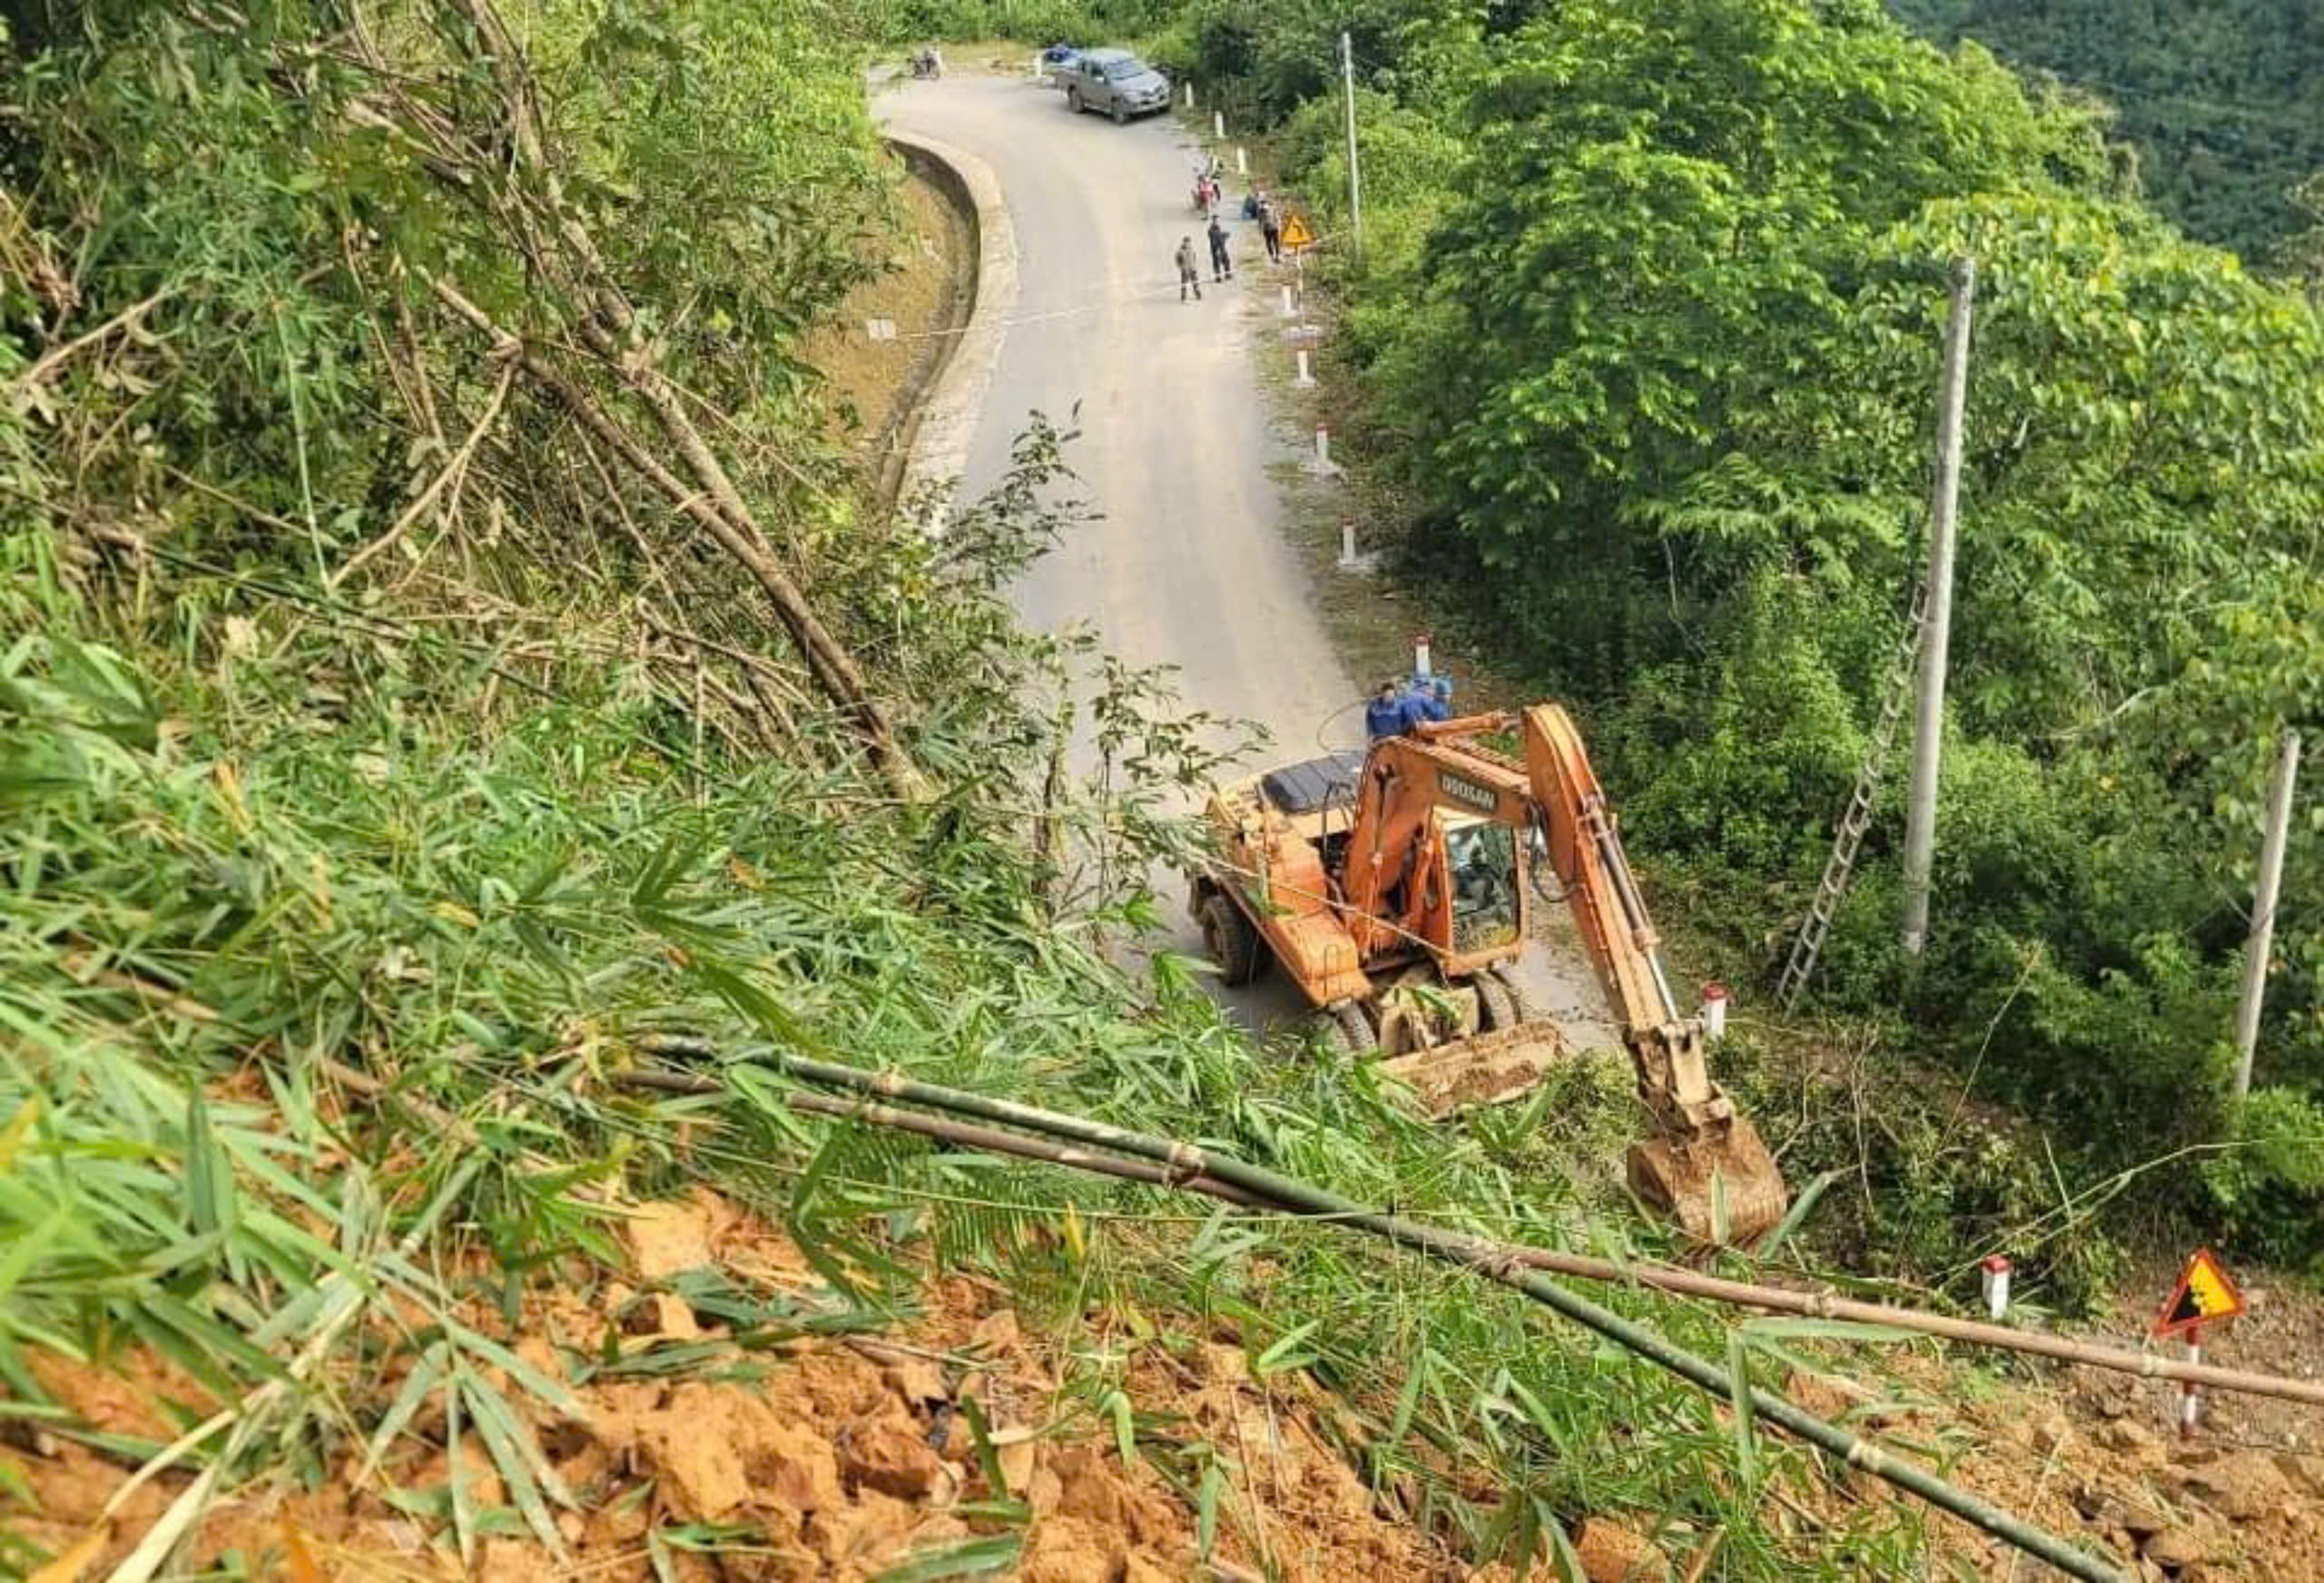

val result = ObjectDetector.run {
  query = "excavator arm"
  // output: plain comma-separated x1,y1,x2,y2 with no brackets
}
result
1512,703,1788,1240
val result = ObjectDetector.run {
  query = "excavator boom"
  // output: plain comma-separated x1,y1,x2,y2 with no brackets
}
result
1508,704,1788,1240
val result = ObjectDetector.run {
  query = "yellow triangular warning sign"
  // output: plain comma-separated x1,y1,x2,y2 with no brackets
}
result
2152,1246,2245,1338
1280,212,1315,251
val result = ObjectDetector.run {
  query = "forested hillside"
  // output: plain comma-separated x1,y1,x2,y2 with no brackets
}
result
6,5,2046,1578
981,0,2324,1280
10,0,2324,1576
1885,0,2324,263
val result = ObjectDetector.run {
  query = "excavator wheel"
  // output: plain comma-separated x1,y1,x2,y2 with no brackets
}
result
1474,969,1528,1033
1315,1001,1377,1057
1626,1115,1788,1244
1199,894,1265,987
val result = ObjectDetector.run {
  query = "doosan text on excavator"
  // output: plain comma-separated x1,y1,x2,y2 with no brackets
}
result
1188,703,1789,1243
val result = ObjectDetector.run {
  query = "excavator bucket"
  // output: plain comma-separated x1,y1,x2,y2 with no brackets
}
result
1626,1115,1788,1244
1378,1022,1572,1116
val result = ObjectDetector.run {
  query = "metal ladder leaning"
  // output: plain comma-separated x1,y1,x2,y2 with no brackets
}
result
1775,579,1932,1012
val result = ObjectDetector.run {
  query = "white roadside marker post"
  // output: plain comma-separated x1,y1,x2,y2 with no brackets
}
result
1304,425,1339,477
1340,522,1360,567
1236,146,1248,175
1278,284,1295,319
1214,110,1226,139
1294,349,1315,388
1980,1255,2012,1322
1183,80,1194,109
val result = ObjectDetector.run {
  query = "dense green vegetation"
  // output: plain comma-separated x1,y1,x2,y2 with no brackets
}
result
2,5,2026,1578
1884,0,2324,265
942,0,2324,1277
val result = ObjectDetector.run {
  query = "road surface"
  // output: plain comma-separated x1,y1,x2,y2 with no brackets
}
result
877,72,1612,1048
881,74,1354,752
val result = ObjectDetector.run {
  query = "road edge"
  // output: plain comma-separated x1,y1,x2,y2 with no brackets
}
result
884,128,1018,529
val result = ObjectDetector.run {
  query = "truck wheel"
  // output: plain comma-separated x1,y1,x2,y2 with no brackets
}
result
1199,894,1264,987
1476,969,1529,1032
1066,87,1082,113
1109,99,1127,124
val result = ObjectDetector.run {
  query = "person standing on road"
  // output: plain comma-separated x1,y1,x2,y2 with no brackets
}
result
1175,235,1203,301
1258,198,1282,264
1206,214,1233,282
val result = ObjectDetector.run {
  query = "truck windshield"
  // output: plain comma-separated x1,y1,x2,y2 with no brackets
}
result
1104,58,1147,78
1446,821,1519,952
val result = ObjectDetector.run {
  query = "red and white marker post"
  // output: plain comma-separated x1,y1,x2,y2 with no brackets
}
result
1699,982,1729,1041
1980,1254,2012,1322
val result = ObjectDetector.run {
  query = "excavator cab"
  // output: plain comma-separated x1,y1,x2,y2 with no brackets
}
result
1445,818,1521,956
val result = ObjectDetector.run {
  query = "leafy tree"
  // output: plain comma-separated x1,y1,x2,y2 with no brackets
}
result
1271,0,2324,1262
1390,0,2108,688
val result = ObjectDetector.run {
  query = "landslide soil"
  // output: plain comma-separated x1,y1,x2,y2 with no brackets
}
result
1,1192,1459,1582
7,1191,2324,1582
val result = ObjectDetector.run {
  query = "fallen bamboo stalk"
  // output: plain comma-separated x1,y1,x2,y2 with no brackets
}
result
618,1059,2122,1582
780,1090,1265,1207
1495,1245,2324,1409
618,1062,2324,1409
427,275,919,798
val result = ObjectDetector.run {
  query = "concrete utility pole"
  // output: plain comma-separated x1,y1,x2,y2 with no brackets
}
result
2232,729,2302,1103
1901,256,1976,956
1341,31,1364,265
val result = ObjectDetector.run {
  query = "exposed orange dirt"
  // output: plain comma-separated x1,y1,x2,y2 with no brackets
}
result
7,1190,2319,1583
2,1190,1472,1581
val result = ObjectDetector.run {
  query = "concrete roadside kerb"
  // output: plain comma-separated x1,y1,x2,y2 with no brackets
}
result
884,129,1019,536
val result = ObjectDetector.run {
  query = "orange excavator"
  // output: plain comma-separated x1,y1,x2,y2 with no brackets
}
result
1190,703,1788,1242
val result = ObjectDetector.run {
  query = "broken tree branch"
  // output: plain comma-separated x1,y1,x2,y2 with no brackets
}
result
330,354,516,587
7,290,171,400
427,275,918,797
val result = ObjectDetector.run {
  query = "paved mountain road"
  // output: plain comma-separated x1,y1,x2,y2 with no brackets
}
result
880,74,1355,753
877,73,1615,1050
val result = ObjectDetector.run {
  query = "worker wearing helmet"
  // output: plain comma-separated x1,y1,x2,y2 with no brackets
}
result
1397,675,1451,734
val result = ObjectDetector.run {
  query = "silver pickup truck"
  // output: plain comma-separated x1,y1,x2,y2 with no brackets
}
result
1060,48,1171,123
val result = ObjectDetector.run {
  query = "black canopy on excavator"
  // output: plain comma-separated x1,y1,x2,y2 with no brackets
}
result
1259,750,1365,815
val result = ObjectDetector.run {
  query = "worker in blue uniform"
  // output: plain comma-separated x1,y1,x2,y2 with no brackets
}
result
1364,680,1406,742
1397,675,1452,733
